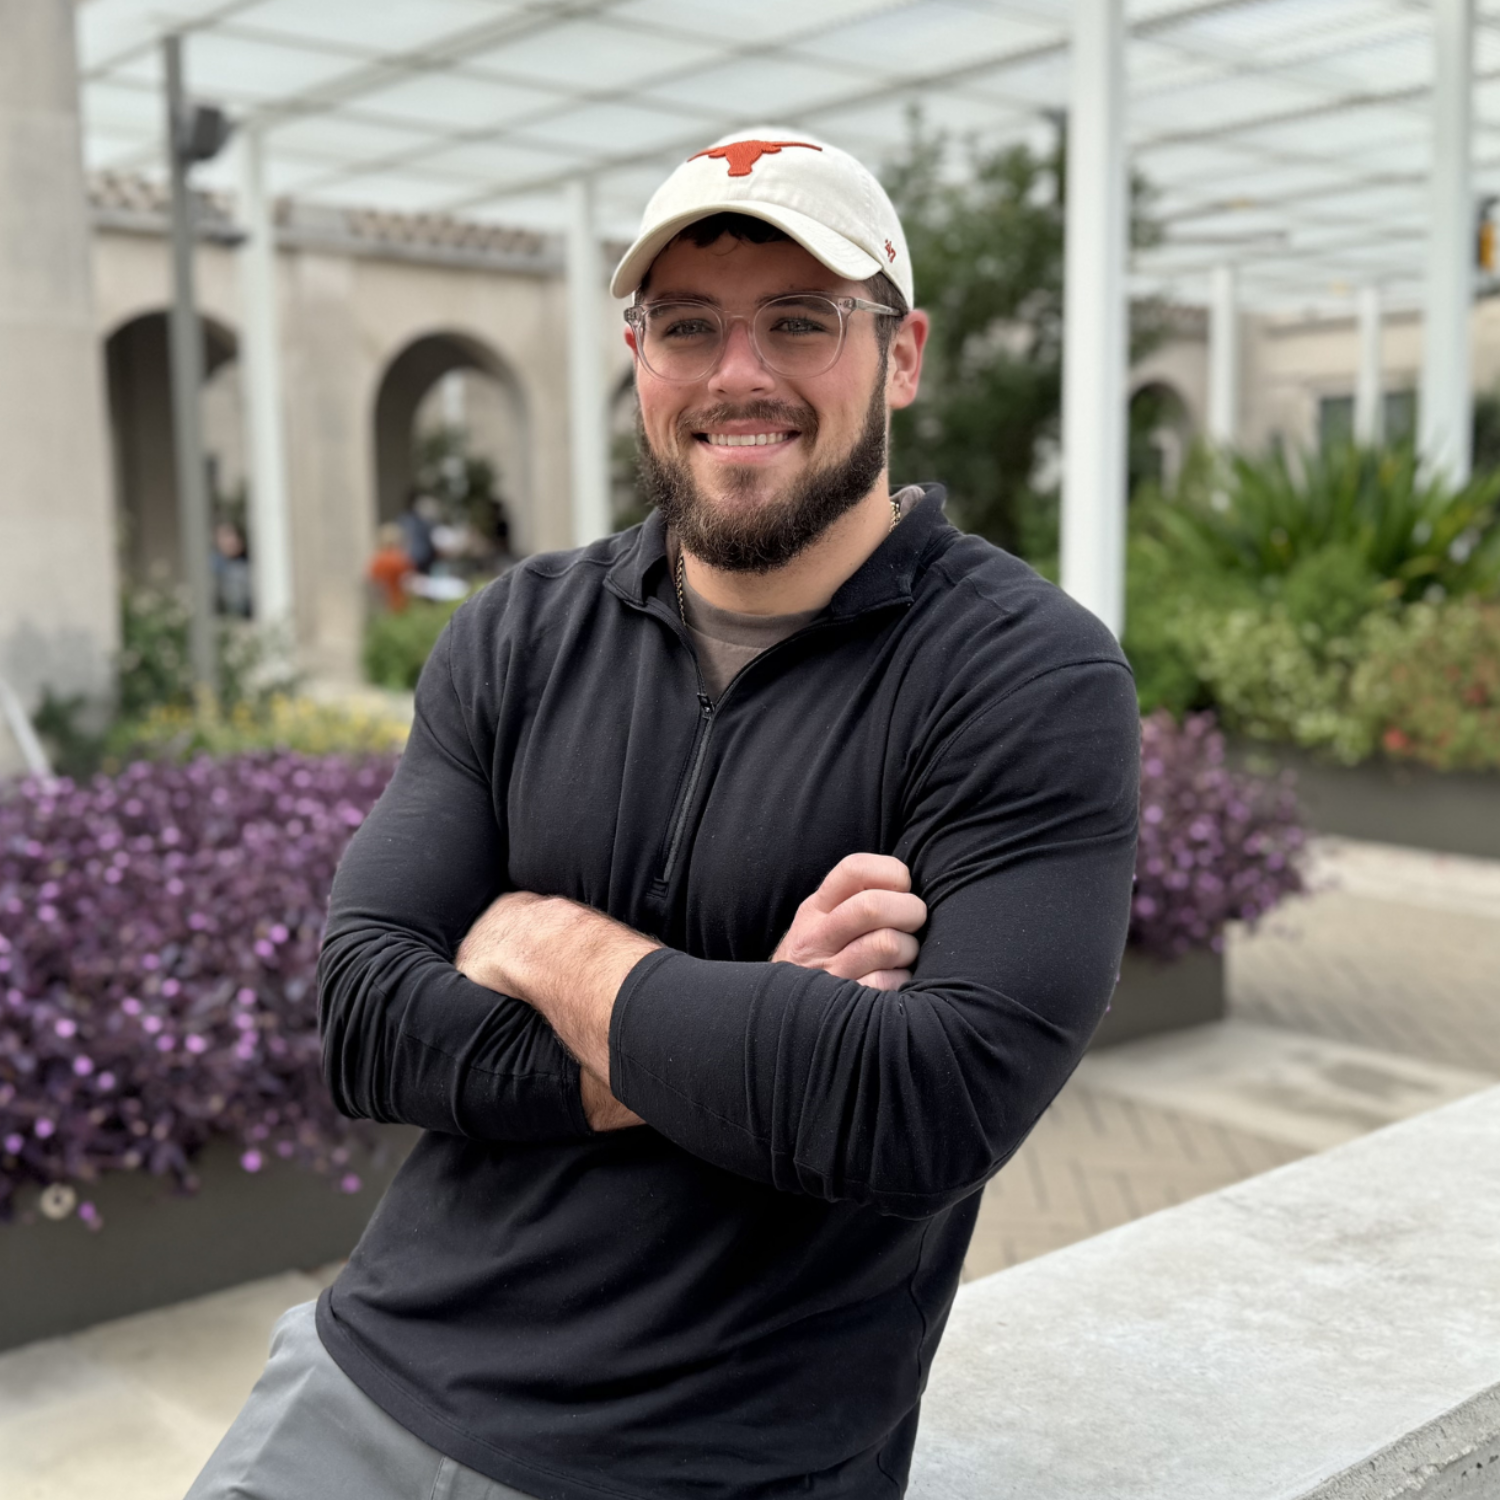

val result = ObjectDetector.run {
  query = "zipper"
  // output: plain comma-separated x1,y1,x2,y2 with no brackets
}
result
645,595,903,890
658,690,714,885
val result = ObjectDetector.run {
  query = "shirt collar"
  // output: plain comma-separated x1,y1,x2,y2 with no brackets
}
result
604,483,950,615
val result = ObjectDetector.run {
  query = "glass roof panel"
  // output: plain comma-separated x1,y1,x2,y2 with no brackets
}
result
513,100,716,155
73,0,1495,310
468,18,726,89
792,4,1059,73
176,32,373,102
351,73,570,131
231,0,515,54
643,55,876,116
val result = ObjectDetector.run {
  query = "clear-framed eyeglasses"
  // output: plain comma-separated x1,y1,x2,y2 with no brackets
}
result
624,293,904,383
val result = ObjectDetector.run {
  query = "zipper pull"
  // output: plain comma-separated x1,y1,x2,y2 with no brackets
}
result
697,692,714,718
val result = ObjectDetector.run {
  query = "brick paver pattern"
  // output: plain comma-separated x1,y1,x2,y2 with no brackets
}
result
1230,891,1500,1076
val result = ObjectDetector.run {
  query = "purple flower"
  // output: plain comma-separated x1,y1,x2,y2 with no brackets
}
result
0,749,397,1225
1130,713,1305,961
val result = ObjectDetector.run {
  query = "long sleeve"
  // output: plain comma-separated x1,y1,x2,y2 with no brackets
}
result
318,625,591,1141
608,659,1141,1217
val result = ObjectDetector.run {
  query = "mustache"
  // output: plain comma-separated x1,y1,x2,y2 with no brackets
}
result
675,400,819,442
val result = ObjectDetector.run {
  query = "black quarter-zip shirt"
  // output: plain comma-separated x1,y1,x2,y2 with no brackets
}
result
315,487,1140,1500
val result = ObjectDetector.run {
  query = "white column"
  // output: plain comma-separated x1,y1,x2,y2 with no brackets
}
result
1419,0,1475,484
1060,0,1128,639
565,177,610,546
1207,264,1239,449
1355,283,1384,446
238,125,295,633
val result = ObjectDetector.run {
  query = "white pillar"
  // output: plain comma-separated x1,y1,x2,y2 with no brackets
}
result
1419,0,1475,484
1208,264,1239,449
1059,0,1128,639
565,177,610,546
440,370,466,430
238,125,295,633
1355,283,1384,446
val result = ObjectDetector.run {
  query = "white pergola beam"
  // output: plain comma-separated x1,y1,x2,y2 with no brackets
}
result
238,124,295,635
1060,0,1128,640
1208,263,1239,448
1355,281,1383,445
565,176,611,547
1419,0,1476,485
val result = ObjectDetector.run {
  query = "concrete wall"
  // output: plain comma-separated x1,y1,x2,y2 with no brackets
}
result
908,1086,1500,1499
0,0,117,766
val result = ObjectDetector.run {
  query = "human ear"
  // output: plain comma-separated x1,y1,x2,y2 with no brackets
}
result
885,310,930,411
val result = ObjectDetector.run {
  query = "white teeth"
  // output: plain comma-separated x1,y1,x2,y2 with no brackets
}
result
705,432,792,447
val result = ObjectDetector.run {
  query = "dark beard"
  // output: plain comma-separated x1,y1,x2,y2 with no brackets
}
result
635,368,889,574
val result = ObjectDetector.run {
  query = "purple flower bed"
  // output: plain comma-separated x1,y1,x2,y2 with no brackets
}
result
0,752,398,1227
0,719,1303,1229
1131,712,1305,960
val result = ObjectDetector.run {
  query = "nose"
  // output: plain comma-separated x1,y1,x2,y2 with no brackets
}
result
706,316,774,398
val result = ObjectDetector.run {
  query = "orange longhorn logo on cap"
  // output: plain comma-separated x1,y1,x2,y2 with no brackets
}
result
688,139,823,177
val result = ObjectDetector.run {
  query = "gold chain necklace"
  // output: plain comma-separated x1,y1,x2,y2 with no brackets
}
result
675,495,902,627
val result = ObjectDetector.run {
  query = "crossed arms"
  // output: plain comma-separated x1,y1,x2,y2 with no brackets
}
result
453,854,927,1131
318,628,1140,1216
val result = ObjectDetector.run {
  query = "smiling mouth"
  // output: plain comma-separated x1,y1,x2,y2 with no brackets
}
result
698,432,796,448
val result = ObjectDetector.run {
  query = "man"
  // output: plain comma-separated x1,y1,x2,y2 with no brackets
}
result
189,130,1138,1499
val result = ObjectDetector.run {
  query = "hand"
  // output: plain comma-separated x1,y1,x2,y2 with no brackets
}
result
772,853,927,991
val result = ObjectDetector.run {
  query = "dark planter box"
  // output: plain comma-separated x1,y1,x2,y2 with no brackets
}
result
1089,947,1225,1050
0,1126,416,1352
1232,742,1500,861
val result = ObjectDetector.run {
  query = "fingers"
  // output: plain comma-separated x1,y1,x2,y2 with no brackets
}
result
810,853,912,913
821,926,920,981
817,888,927,956
857,969,911,991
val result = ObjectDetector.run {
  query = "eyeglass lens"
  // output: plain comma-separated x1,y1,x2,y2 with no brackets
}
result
637,296,846,381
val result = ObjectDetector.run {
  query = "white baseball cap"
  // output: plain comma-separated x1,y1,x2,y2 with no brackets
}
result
610,128,913,306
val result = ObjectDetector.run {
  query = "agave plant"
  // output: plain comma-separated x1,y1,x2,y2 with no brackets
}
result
1157,442,1500,604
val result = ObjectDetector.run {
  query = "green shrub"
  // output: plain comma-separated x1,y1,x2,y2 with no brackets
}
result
104,693,408,766
1161,443,1500,604
1123,496,1260,716
1350,600,1500,771
117,586,295,717
362,598,464,690
1178,604,1380,764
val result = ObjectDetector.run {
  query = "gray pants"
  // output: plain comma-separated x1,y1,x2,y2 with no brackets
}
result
186,1301,536,1500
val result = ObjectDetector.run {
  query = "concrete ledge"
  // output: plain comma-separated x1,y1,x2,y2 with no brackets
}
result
909,1087,1500,1499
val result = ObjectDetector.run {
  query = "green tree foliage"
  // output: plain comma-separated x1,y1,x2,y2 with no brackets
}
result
412,424,509,545
883,113,1163,554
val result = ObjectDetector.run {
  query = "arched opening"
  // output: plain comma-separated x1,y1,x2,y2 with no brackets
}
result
372,331,530,565
105,311,242,588
1128,381,1194,496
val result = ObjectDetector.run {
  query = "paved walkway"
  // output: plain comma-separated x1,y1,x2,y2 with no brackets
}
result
965,837,1500,1278
3,837,1496,1497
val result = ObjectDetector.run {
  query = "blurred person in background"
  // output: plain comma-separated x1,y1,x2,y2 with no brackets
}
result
367,523,414,613
212,520,251,618
397,490,438,574
188,130,1138,1500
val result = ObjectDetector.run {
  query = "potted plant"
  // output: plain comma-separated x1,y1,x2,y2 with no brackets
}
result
1092,712,1305,1049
